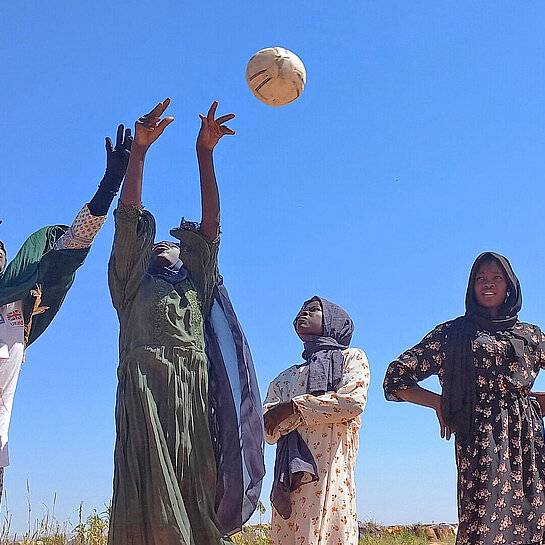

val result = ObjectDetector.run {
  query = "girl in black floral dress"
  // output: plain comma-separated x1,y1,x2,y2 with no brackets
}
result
384,252,545,545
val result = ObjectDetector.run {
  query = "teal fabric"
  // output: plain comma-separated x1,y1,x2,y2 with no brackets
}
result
0,225,89,346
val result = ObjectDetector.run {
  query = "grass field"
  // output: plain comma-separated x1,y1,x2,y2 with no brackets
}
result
231,526,456,545
0,492,455,545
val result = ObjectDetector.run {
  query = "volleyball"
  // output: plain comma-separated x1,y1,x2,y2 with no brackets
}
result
245,47,306,107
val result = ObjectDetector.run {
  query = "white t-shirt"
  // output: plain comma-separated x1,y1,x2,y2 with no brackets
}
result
0,300,25,467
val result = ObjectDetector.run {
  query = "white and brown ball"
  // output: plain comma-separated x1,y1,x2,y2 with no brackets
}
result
246,47,306,107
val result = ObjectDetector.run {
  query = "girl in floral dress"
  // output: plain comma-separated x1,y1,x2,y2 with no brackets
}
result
384,252,545,545
263,296,370,545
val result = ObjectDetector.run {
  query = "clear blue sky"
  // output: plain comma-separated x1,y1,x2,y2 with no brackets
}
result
2,0,545,534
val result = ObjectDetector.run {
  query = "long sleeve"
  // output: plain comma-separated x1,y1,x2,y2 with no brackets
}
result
383,322,450,402
53,205,107,250
292,348,370,427
263,379,304,445
170,221,219,318
108,203,156,311
535,326,545,370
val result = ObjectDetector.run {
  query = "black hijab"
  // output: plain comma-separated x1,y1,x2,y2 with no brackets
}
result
148,258,188,283
441,251,532,443
294,296,354,394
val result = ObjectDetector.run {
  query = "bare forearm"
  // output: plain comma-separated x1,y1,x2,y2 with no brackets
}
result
121,146,146,206
197,146,220,240
395,385,441,411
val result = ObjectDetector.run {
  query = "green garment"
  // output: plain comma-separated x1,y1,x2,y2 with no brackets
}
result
107,203,231,545
0,225,89,345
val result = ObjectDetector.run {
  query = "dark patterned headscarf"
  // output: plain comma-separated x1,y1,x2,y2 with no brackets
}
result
441,252,532,443
294,296,354,394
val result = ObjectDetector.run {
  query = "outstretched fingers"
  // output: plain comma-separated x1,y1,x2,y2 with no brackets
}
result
124,127,133,149
115,124,125,148
207,100,218,120
221,125,235,136
157,116,175,135
216,113,235,125
146,97,171,118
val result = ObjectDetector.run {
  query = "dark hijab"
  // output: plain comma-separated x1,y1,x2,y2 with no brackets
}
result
148,258,187,283
294,296,354,394
441,251,532,443
147,242,188,283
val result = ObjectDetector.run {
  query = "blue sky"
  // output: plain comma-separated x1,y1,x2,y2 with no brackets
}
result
2,0,545,534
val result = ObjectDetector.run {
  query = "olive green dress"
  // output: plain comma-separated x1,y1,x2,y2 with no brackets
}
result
107,203,230,545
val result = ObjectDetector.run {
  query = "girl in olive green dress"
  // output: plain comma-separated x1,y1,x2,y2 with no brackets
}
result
108,98,235,545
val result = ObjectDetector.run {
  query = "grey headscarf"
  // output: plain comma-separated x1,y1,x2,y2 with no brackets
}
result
294,296,354,394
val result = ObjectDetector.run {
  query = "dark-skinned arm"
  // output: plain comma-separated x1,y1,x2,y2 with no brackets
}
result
120,98,174,206
195,101,235,241
395,385,453,440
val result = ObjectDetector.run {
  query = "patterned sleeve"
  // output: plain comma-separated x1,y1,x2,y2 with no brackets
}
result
291,348,370,427
53,205,107,250
108,203,156,311
263,376,304,445
534,326,545,369
383,322,449,402
170,222,219,318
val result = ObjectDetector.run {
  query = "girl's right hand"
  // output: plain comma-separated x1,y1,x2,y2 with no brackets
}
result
134,98,175,150
264,402,295,435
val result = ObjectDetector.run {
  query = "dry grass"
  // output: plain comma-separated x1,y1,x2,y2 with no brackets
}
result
0,484,109,545
230,523,456,545
0,488,454,545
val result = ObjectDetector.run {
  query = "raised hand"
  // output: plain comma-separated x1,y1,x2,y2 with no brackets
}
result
196,101,235,151
104,124,133,184
134,98,175,150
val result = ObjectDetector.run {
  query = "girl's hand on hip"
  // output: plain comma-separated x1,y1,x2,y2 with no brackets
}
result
435,406,453,441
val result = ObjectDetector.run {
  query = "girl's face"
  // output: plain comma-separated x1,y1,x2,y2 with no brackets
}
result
474,259,508,316
295,300,323,339
150,241,180,267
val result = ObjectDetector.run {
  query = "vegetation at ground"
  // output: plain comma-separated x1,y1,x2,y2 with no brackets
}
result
231,525,456,545
0,489,455,545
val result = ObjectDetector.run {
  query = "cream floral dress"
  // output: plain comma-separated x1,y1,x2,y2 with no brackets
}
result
264,347,370,545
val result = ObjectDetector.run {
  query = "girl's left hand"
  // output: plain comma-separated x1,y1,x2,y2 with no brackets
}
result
196,101,235,151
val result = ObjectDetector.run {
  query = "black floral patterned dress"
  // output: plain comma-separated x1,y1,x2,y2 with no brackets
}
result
384,320,545,545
